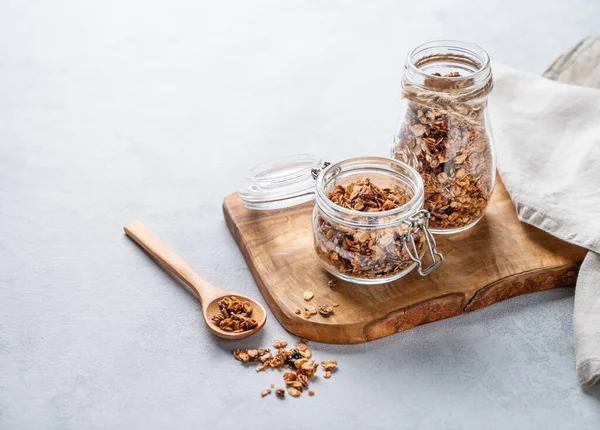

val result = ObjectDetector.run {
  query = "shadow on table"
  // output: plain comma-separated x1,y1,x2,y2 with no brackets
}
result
584,383,600,400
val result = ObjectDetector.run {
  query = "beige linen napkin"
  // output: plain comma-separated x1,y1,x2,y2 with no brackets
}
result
490,63,600,387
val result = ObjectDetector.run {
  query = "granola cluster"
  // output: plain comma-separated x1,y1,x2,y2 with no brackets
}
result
232,340,338,399
327,178,411,212
393,72,494,231
313,178,424,280
211,295,258,333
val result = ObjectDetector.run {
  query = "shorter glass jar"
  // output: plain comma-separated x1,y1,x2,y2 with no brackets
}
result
239,155,443,285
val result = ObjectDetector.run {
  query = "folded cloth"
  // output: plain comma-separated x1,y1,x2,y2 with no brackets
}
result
490,62,600,387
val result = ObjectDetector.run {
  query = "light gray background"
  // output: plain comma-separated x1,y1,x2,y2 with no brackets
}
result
1,1,600,429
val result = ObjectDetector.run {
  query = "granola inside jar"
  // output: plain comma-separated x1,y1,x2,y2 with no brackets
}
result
392,40,496,234
313,157,442,285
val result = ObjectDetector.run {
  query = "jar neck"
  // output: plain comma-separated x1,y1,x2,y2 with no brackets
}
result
315,157,424,228
403,40,492,98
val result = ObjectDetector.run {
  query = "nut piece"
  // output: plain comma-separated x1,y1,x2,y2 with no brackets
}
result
275,388,285,398
300,360,319,378
305,305,317,315
294,358,308,369
295,308,301,315
296,341,309,351
323,370,332,379
289,381,304,392
288,387,302,397
233,349,250,362
318,305,333,317
283,371,297,384
273,340,288,349
298,348,311,359
303,290,314,301
321,360,337,371
308,390,315,396
296,372,308,387
261,389,271,397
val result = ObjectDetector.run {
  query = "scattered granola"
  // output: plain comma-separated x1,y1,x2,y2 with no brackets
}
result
332,303,339,307
318,304,333,317
232,340,338,399
211,296,258,332
327,279,338,288
393,71,494,231
303,310,311,319
303,290,314,301
295,308,301,315
314,178,425,280
308,390,315,396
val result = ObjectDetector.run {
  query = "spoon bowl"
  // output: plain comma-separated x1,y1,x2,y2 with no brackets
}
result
204,293,267,339
124,220,267,339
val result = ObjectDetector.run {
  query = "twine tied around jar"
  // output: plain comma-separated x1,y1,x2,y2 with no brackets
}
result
402,52,493,128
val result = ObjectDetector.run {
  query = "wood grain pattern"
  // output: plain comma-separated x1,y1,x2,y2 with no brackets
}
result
223,177,585,344
222,39,596,344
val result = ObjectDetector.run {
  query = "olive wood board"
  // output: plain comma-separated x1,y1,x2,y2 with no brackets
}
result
222,38,597,344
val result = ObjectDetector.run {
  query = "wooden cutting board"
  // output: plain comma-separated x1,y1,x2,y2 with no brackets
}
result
223,38,598,344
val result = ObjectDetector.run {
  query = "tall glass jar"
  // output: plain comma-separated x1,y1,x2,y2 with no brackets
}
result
391,40,495,234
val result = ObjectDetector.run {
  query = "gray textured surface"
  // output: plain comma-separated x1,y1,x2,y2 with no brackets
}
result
1,1,600,428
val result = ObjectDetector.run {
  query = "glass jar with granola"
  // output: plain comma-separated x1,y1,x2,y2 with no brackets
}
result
238,155,443,285
312,157,442,285
392,40,495,234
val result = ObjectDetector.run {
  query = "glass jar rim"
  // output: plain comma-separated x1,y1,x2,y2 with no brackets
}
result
315,157,424,227
405,40,491,92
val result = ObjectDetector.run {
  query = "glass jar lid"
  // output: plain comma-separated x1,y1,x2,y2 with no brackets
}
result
238,154,329,210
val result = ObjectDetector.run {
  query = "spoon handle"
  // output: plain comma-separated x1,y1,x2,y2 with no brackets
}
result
123,220,215,302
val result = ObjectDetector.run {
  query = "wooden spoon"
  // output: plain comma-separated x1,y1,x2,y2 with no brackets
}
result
124,220,266,339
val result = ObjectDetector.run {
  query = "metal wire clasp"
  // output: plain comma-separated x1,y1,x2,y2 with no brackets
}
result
311,161,331,179
402,210,443,276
